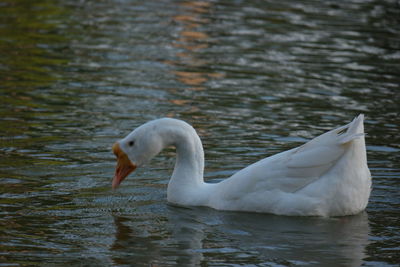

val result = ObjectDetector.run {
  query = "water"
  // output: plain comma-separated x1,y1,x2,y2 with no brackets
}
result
0,0,399,266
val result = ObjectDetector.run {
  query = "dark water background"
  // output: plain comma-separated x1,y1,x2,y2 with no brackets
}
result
1,0,399,266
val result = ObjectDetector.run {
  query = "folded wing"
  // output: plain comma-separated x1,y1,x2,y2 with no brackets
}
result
220,115,365,196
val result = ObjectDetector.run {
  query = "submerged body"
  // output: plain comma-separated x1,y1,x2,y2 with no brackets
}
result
112,115,371,216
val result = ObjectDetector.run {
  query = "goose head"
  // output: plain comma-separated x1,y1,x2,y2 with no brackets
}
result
111,120,165,189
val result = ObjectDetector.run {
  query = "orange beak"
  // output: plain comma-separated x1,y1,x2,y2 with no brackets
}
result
112,142,136,189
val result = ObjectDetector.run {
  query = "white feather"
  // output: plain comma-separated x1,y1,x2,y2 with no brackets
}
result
117,115,371,216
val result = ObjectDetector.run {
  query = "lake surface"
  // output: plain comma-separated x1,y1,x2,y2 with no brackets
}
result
1,0,399,266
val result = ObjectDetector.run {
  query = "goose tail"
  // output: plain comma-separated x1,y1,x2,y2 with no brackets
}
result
339,114,365,145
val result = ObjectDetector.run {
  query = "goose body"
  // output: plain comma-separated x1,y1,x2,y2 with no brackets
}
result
112,115,371,216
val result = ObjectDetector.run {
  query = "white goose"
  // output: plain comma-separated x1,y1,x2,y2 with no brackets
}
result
112,115,371,216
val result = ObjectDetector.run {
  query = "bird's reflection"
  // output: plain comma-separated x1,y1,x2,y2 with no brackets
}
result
110,206,370,266
110,215,162,266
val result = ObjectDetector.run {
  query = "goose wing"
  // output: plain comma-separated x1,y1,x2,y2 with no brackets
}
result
219,115,365,196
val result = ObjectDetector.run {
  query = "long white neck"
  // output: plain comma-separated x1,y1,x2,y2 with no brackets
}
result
155,119,211,206
170,121,204,185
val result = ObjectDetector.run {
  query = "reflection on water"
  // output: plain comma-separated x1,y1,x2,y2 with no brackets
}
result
111,208,370,266
1,0,399,266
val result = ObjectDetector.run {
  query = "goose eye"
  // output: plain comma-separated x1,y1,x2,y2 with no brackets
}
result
128,140,135,147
